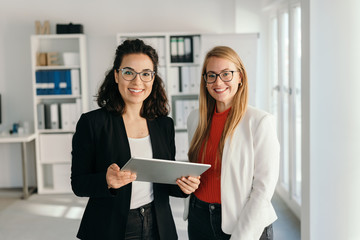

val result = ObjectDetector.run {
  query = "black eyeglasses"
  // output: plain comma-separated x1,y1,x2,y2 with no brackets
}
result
117,68,155,82
203,71,239,84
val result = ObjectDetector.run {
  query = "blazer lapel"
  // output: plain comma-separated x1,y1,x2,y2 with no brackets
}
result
113,114,132,168
147,119,170,160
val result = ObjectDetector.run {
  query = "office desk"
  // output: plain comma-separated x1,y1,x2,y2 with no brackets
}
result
0,133,37,199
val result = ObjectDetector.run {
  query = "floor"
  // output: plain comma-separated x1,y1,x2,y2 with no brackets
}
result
0,189,300,240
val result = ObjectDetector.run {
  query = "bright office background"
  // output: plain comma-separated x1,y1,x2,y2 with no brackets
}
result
1,0,360,239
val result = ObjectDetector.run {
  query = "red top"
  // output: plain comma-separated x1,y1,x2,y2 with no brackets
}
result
194,107,231,204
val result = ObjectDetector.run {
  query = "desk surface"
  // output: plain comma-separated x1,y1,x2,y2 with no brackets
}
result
0,133,36,143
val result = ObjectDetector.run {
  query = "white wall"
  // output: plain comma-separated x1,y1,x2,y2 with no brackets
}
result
235,0,269,110
302,0,360,239
0,0,265,187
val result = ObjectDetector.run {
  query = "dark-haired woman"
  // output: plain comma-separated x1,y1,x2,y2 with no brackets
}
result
71,39,200,240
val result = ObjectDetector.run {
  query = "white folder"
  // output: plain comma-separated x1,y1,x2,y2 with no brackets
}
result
71,69,80,95
50,103,59,129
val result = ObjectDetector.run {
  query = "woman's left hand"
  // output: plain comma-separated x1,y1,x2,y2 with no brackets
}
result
176,176,201,194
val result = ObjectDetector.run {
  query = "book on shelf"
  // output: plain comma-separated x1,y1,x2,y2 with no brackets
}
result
37,103,45,129
170,36,196,63
44,103,59,129
170,37,178,63
39,100,82,131
175,131,189,160
175,100,185,129
168,67,180,95
35,69,80,96
180,66,191,93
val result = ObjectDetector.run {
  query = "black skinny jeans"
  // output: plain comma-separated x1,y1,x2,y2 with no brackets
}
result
125,202,159,240
188,195,273,240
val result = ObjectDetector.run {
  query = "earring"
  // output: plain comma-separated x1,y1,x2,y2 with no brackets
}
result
239,82,243,87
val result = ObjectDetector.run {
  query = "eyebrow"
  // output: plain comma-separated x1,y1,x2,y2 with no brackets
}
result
121,67,154,72
207,68,232,73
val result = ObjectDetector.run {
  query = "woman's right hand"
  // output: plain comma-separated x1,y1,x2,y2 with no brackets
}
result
106,163,137,189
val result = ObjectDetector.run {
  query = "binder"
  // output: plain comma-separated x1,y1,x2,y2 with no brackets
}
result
53,70,61,94
60,103,71,130
175,131,189,160
44,104,51,129
177,37,185,62
65,70,72,94
175,100,185,129
170,37,178,62
37,103,45,129
59,70,68,94
184,37,192,62
157,37,166,66
189,66,200,94
181,66,191,93
71,69,80,95
35,71,44,95
195,66,202,91
50,103,59,129
168,67,180,95
45,71,55,95
70,99,82,130
182,100,192,125
193,36,201,64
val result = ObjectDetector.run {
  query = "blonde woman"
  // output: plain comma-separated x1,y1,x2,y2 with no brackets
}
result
184,46,280,240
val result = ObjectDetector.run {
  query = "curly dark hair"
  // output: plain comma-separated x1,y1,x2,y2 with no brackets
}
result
96,39,169,119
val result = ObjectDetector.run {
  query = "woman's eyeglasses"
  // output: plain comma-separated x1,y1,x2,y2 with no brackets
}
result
203,70,239,84
117,68,155,82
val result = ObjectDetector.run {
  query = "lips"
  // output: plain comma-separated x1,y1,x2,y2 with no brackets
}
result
129,88,144,93
213,88,228,93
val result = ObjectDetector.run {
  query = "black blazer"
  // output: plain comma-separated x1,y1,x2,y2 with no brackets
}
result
71,108,187,240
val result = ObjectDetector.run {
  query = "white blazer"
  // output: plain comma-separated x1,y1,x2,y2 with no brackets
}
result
184,106,280,240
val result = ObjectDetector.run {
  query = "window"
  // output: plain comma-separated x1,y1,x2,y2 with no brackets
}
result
270,4,302,217
292,5,302,202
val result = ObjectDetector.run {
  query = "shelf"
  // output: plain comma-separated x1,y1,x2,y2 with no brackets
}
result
170,94,199,100
169,62,200,67
175,128,187,132
35,65,80,70
31,34,88,194
38,129,75,134
32,34,85,40
36,95,81,100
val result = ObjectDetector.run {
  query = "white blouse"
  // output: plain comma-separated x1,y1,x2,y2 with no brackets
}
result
128,135,154,209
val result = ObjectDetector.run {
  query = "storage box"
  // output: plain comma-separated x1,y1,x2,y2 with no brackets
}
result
56,23,84,34
39,134,73,163
63,52,80,66
53,163,72,192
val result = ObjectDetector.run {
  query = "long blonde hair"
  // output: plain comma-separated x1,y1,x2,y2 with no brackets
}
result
188,46,248,164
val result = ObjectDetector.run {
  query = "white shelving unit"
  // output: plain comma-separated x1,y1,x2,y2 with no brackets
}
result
117,32,259,161
30,34,89,194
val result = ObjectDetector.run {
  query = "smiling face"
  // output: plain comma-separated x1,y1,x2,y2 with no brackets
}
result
205,56,241,112
114,53,154,108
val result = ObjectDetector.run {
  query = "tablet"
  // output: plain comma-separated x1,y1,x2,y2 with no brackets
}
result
121,157,211,184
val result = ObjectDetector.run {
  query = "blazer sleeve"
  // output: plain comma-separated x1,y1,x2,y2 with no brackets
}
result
231,115,280,239
71,114,114,198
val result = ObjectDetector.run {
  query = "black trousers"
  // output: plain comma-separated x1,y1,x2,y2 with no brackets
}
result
125,202,159,240
188,195,273,240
